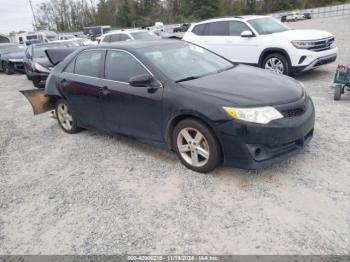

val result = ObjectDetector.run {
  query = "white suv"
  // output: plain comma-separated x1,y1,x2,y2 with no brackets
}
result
99,29,159,44
183,15,338,75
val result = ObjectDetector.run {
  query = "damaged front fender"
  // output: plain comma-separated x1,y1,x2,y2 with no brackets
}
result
20,89,56,115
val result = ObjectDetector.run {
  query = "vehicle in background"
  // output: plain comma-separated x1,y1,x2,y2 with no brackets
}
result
183,15,337,75
0,43,25,74
174,23,191,32
303,11,313,19
99,29,159,44
23,43,64,87
151,29,171,39
0,33,10,43
52,38,95,47
83,25,111,40
58,34,76,41
286,12,305,22
14,31,58,45
23,40,315,173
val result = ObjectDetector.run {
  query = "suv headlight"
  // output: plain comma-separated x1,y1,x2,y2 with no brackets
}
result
291,40,315,49
223,106,283,124
34,62,50,73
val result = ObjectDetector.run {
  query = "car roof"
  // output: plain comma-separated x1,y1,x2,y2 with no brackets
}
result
87,39,185,51
196,15,269,24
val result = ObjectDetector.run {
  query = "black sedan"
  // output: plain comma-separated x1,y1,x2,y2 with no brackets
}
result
23,43,64,88
23,40,315,173
0,44,26,74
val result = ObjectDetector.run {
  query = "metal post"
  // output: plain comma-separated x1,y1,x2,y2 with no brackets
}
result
29,0,38,31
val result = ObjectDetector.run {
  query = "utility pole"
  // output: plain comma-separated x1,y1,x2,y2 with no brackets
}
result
29,0,38,31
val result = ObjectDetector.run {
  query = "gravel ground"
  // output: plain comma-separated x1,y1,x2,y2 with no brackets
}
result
0,16,350,255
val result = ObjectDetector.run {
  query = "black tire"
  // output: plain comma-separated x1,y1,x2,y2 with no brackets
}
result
334,85,342,101
262,53,289,75
3,62,14,75
172,118,221,173
55,99,81,134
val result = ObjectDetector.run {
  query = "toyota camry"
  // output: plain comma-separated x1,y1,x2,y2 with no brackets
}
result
22,40,315,173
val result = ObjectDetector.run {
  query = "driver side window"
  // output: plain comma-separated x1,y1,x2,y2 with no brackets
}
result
229,21,250,36
104,50,149,83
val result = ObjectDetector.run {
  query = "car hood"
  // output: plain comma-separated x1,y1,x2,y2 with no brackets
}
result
271,29,333,41
5,51,25,59
33,57,52,67
180,65,304,107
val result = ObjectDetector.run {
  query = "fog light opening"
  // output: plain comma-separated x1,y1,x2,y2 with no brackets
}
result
254,148,262,157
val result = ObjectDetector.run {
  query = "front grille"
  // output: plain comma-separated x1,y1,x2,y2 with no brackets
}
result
307,37,334,52
281,107,305,118
314,56,337,67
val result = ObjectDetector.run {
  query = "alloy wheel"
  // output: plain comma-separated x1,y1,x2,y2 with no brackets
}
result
176,127,210,168
57,103,73,131
264,57,284,74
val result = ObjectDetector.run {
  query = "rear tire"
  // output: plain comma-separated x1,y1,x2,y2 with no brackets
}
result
55,99,81,134
172,119,221,173
262,53,289,75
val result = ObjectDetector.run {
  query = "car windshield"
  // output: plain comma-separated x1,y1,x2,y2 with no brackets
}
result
130,31,159,40
142,42,234,82
33,44,63,58
248,17,289,35
3,45,24,54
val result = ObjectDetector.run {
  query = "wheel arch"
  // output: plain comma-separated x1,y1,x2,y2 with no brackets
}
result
165,111,222,153
258,48,292,67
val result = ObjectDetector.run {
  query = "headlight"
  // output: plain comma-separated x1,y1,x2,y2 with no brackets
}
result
291,40,315,49
223,106,283,124
34,62,50,73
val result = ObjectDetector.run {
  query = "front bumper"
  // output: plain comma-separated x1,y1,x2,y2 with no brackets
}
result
13,62,25,73
214,96,315,170
31,72,49,88
291,47,338,73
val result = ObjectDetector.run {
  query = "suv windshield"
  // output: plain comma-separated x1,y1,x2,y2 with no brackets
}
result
248,17,289,35
33,44,63,58
130,31,159,40
142,42,234,82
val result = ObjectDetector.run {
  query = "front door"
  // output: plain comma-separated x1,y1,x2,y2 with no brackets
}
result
225,21,259,64
100,50,163,142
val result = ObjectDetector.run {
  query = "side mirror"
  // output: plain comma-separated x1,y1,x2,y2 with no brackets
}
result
241,30,254,38
129,74,153,87
26,53,31,59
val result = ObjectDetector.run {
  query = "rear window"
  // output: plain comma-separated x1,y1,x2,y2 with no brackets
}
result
102,35,111,42
74,50,103,78
192,24,206,35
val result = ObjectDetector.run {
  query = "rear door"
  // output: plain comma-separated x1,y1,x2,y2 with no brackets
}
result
100,49,163,142
59,49,106,130
196,21,231,59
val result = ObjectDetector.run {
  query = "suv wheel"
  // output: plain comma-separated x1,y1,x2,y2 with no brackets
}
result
262,53,289,75
55,99,81,134
172,119,221,173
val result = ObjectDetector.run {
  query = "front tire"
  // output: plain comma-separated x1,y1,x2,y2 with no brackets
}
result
3,62,14,75
55,99,81,134
262,53,289,75
172,119,221,173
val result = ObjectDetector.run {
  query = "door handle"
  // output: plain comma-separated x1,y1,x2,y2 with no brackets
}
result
100,86,111,96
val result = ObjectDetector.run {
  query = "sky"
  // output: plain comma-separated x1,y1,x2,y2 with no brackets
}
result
0,0,50,35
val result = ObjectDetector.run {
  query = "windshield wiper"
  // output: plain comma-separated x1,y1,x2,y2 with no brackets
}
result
176,76,200,83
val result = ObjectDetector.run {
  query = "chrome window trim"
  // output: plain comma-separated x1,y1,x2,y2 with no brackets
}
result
62,48,163,88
